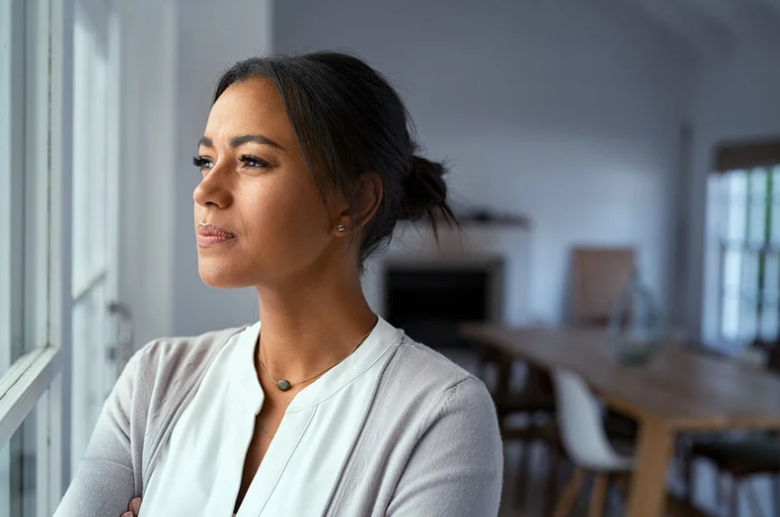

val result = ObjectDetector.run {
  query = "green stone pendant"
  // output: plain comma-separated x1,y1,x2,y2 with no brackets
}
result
277,379,292,391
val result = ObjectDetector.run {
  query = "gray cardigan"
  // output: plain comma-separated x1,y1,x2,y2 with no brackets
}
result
54,326,504,516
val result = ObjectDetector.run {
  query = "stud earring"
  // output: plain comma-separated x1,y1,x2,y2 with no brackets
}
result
337,224,346,232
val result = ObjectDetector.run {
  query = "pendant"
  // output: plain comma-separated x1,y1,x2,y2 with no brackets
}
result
277,379,292,391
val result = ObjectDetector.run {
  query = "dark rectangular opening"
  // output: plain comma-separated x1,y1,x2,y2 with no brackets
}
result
383,262,502,350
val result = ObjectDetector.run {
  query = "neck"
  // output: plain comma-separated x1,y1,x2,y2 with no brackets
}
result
255,265,377,385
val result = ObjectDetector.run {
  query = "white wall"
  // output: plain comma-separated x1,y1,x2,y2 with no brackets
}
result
274,0,694,325
690,46,780,343
172,0,273,335
118,0,177,348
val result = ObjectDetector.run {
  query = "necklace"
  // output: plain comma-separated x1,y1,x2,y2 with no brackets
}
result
258,421,275,440
258,327,373,392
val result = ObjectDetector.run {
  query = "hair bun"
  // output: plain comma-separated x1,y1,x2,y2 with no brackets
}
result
399,155,455,225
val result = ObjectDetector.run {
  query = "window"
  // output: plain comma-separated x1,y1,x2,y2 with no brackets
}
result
0,0,57,431
0,0,74,514
707,140,780,345
0,0,158,511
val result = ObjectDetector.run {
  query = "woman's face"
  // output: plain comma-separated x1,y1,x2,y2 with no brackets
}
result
193,77,345,289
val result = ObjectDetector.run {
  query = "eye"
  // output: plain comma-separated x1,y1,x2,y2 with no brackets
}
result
192,156,213,171
240,155,272,169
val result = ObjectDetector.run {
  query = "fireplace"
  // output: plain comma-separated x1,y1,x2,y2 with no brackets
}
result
383,258,505,351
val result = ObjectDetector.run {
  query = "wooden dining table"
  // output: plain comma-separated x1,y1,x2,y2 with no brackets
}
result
461,324,780,517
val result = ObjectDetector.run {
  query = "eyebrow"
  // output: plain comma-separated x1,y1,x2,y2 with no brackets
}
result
198,134,284,151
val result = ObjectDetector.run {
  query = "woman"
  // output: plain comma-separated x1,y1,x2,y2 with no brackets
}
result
55,52,503,517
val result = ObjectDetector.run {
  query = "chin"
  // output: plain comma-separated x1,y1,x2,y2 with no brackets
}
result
198,262,253,289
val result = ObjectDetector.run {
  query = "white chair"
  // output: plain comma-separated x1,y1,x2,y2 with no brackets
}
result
552,369,633,517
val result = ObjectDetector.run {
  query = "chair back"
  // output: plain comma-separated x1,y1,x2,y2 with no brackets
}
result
571,247,636,328
552,369,632,471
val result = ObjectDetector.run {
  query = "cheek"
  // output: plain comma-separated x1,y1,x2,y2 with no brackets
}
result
241,176,331,267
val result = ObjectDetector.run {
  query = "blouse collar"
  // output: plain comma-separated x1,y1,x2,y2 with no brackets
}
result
234,316,403,414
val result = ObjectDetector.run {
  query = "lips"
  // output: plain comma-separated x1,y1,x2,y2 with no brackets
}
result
197,224,237,247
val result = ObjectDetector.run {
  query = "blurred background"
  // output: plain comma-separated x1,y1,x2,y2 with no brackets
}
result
2,0,780,515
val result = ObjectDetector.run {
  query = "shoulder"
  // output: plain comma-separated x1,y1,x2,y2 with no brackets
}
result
381,335,497,430
341,334,502,512
388,335,490,398
117,325,248,417
387,337,503,471
133,325,247,374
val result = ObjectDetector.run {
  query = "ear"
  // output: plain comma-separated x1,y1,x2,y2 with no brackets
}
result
353,172,383,229
332,172,383,236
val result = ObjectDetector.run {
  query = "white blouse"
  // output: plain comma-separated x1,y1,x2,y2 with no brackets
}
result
138,317,403,517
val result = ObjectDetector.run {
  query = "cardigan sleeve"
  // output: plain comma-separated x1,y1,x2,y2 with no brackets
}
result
53,350,141,517
385,377,504,517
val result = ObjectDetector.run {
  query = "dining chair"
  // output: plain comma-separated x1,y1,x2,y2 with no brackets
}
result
570,246,640,438
551,369,632,517
479,347,558,510
570,247,636,328
682,436,780,517
681,340,780,517
552,369,712,517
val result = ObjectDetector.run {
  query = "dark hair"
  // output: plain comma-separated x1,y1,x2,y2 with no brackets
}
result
213,51,456,265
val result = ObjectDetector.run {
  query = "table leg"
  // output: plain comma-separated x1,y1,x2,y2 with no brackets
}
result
627,418,674,517
589,473,608,517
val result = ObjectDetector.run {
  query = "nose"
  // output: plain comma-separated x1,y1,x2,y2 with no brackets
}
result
193,164,233,209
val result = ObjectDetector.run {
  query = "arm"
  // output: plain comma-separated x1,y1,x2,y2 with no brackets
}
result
386,378,504,517
54,352,141,517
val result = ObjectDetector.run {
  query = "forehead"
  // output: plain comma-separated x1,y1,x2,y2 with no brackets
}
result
203,77,297,149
